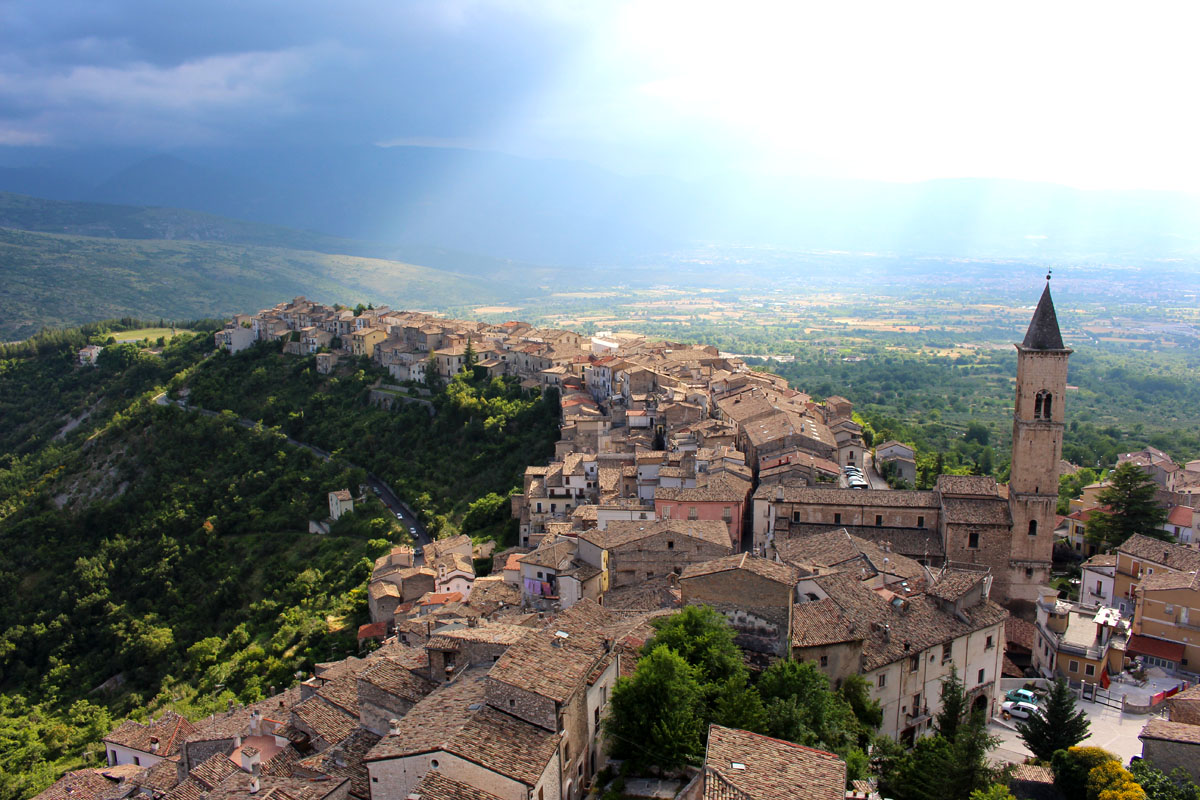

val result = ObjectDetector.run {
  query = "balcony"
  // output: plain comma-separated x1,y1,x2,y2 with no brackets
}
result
906,707,933,726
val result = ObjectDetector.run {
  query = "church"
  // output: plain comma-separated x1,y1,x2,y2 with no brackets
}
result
751,281,1070,609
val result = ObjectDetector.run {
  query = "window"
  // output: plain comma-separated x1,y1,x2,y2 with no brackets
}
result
509,699,516,707
1148,567,1155,575
537,571,544,579
877,673,887,688
1069,660,1080,673
909,655,919,672
1034,390,1053,420
913,692,922,711
667,540,674,550
820,655,828,667
1165,604,1175,615
942,643,952,662
977,668,985,684
688,506,698,520
793,511,801,523
550,503,556,512
876,515,883,527
1028,520,1038,536
133,757,140,766
722,506,732,521
1025,567,1034,578
1085,664,1096,676
834,513,842,525
662,506,670,519
564,741,570,761
372,778,378,783
968,532,979,549
917,516,925,528
986,635,994,650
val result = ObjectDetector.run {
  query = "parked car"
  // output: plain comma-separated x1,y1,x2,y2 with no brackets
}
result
410,526,417,536
396,512,403,519
1005,688,1038,705
1001,700,1041,720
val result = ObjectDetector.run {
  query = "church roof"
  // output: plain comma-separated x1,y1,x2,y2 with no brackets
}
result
1021,283,1066,350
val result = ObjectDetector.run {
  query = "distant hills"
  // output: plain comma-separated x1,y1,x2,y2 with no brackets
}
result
0,193,513,340
3,143,1200,266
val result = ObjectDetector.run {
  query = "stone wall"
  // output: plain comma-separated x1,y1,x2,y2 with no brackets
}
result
485,678,558,732
357,682,418,737
680,569,792,656
1142,738,1200,783
609,533,731,588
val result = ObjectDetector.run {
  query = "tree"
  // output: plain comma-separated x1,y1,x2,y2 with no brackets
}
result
1087,760,1146,800
935,665,967,740
644,605,744,687
1016,678,1091,760
1052,747,1119,800
1129,759,1200,800
605,645,705,772
1086,462,1169,549
970,785,1017,800
463,337,477,371
839,673,883,733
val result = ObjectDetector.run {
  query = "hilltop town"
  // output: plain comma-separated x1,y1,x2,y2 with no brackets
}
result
39,285,1200,800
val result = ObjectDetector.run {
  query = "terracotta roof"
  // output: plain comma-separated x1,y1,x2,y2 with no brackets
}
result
1167,506,1194,526
32,770,128,800
1082,553,1117,567
755,485,940,509
486,601,616,703
1006,617,1037,651
1140,718,1200,745
290,697,358,746
655,475,750,504
927,568,986,602
783,523,945,561
189,753,239,789
366,669,490,761
314,674,359,717
1128,634,1186,662
580,520,732,551
935,475,1002,497
1119,534,1200,572
103,711,197,757
358,658,437,703
601,577,682,613
295,728,380,799
204,772,347,800
134,758,182,794
791,599,865,647
1139,570,1199,591
357,622,388,640
680,553,799,586
704,725,846,800
518,540,575,570
776,529,925,581
411,772,505,800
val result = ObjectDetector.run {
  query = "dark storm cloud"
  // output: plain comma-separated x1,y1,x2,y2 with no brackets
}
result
0,1,589,148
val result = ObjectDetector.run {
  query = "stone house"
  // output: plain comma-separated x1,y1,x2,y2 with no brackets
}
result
576,520,734,589
679,554,799,657
328,489,353,521
654,476,751,549
355,658,437,736
1139,719,1200,782
103,710,196,768
704,724,846,800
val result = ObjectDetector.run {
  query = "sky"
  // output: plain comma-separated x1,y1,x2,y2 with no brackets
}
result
2,0,1199,192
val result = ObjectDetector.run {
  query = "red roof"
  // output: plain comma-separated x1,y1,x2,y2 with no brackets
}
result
357,621,388,640
1167,506,1195,526
1129,634,1185,662
424,591,464,605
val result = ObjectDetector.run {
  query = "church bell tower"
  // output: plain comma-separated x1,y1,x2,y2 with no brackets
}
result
1008,278,1071,603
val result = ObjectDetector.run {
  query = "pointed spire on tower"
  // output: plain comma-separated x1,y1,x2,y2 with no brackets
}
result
1021,280,1065,350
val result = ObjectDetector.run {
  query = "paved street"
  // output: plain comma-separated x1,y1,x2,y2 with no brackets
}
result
989,698,1161,766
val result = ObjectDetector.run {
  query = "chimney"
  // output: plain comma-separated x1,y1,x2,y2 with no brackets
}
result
389,719,401,735
149,737,160,754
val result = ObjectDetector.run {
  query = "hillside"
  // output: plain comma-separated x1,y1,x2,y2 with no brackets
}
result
0,226,506,340
0,325,559,800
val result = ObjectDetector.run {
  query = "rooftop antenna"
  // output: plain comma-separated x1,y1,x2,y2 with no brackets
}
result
1046,268,1052,282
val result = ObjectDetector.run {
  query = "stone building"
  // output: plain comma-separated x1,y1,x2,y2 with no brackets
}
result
752,281,1070,607
679,554,799,657
576,520,733,589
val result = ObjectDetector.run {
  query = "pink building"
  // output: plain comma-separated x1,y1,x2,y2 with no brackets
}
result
654,477,749,550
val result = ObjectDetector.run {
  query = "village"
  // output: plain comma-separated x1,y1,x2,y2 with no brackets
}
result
46,287,1200,800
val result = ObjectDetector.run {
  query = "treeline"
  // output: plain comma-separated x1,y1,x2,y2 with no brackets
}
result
185,344,560,540
0,316,222,359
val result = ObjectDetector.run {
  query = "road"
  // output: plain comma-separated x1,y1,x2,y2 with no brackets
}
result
153,392,430,552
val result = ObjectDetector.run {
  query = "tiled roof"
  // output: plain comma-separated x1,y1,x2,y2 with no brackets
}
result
1140,718,1200,745
927,568,986,602
365,669,489,761
1128,634,1186,662
433,624,532,646
655,475,750,504
1119,534,1200,572
411,772,505,800
1139,570,1199,591
204,772,348,800
518,540,575,570
580,520,732,551
680,553,799,586
1167,506,1194,526
296,728,380,799
782,523,945,561
290,697,358,746
755,486,940,509
1081,553,1117,567
1006,617,1037,651
315,675,359,717
942,497,1011,526
449,705,561,786
791,599,865,647
103,710,197,756
704,725,846,800
935,475,1001,497
487,599,616,703
32,770,127,800
189,753,239,790
358,658,437,703
601,578,682,613
776,529,925,581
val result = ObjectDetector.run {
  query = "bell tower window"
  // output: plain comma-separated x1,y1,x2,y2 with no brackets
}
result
1034,390,1052,420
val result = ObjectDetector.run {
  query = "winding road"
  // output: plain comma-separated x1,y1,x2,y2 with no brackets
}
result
153,392,430,552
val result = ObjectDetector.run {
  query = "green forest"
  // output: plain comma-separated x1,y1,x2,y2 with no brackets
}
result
0,324,558,800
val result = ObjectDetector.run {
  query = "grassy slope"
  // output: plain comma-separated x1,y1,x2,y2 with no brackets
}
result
0,227,504,339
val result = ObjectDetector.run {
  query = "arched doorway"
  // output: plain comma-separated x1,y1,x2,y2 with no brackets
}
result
972,694,989,715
